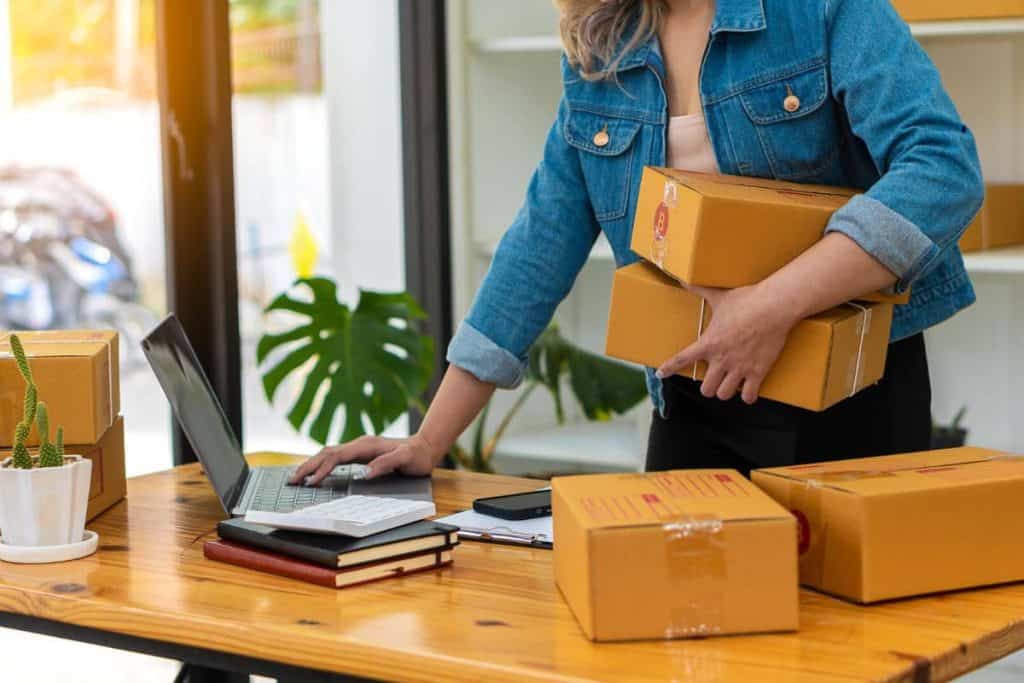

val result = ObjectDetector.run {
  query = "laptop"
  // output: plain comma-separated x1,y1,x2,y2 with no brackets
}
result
141,314,432,517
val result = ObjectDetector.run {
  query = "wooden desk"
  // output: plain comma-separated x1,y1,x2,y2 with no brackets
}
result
1,453,1023,682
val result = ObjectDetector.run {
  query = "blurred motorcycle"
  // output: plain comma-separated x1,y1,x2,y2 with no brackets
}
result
0,166,157,366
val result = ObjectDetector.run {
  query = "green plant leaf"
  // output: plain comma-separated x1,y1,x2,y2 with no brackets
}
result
528,324,647,424
258,277,435,445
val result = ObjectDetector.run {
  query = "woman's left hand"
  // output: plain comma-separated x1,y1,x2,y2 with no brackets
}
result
656,283,798,405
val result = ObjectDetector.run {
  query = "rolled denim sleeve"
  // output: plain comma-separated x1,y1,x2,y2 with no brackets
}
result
824,0,984,292
447,93,600,388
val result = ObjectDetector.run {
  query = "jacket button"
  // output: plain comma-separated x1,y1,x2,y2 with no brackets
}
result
593,125,610,147
784,94,801,113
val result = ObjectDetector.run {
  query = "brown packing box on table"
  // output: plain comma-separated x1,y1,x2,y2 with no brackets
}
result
0,330,119,447
630,167,910,304
751,448,1024,603
892,0,1024,22
605,262,894,411
552,470,799,642
0,416,125,522
80,416,127,521
960,184,1024,253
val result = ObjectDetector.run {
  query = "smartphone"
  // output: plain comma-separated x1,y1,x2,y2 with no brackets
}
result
473,490,552,520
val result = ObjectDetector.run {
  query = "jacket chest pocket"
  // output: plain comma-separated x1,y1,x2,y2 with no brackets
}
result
739,65,838,181
564,109,643,222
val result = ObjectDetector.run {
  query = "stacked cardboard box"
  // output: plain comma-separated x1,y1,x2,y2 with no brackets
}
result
607,168,896,411
892,0,1024,22
0,331,125,521
959,184,1024,253
606,263,893,411
553,470,798,641
752,448,1024,602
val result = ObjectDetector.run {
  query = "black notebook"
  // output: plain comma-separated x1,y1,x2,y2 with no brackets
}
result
217,518,459,569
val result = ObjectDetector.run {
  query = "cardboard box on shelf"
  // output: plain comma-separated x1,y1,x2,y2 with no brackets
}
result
752,448,1024,603
0,330,119,447
0,416,125,522
630,168,909,304
892,0,1024,22
605,262,893,411
959,211,985,253
960,185,1024,253
553,470,798,642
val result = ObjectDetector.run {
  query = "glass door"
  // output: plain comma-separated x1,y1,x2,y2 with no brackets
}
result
228,0,409,454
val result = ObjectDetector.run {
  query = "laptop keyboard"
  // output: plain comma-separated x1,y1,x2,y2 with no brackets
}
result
248,467,348,512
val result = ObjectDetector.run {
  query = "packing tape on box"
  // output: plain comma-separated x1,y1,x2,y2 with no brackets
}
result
0,333,116,439
691,298,708,381
845,302,872,398
661,513,726,638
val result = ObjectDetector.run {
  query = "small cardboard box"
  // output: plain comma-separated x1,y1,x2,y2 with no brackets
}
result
0,416,125,522
892,0,1024,22
630,168,909,304
553,470,799,641
0,330,119,447
81,416,127,521
606,262,893,411
960,185,1024,253
752,448,1024,603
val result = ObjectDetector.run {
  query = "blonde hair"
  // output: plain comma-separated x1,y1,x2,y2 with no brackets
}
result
555,0,666,81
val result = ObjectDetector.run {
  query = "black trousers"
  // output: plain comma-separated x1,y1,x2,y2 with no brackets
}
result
646,333,932,477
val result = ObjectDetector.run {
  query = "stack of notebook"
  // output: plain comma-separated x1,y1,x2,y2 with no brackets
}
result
204,518,459,589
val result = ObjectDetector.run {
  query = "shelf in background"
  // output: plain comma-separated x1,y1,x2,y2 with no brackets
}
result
910,17,1024,38
473,234,615,261
491,419,644,474
468,18,1024,54
963,245,1024,274
469,35,562,54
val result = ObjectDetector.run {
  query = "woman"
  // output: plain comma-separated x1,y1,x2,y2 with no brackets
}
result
293,0,983,484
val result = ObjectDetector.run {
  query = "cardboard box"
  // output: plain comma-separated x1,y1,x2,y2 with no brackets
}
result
960,185,1024,253
0,330,119,447
959,210,985,253
552,470,799,641
892,0,1024,22
630,168,909,304
606,262,894,411
0,416,125,522
752,448,1024,603
80,416,126,521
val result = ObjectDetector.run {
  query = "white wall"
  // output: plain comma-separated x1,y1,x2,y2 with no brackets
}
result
923,35,1024,452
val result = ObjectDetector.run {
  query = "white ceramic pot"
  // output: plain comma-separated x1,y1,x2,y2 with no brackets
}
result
0,455,91,547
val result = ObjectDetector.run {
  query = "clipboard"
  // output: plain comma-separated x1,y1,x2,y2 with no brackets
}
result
435,509,553,549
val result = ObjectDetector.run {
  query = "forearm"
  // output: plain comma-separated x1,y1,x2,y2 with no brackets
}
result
755,232,898,323
416,364,496,464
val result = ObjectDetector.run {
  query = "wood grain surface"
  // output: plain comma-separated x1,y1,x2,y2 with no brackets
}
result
0,451,1022,682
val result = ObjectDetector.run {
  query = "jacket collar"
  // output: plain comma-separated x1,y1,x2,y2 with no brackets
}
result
613,0,767,73
711,0,767,34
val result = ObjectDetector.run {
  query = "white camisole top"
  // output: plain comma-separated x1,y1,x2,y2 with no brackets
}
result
666,112,720,174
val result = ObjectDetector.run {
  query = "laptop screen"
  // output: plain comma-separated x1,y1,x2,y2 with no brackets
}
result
141,315,248,511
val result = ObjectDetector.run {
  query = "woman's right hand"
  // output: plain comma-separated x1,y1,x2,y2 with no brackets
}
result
288,433,443,487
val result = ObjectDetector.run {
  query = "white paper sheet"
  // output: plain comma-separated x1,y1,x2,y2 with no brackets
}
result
436,508,553,546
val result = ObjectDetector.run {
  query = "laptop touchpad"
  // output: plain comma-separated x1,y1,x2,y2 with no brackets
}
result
350,475,433,501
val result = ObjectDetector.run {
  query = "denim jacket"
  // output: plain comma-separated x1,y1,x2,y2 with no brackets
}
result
447,0,984,415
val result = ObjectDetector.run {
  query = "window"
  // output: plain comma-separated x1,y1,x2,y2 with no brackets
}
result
0,0,169,475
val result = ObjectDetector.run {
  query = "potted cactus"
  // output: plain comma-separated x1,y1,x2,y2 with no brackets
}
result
0,334,96,562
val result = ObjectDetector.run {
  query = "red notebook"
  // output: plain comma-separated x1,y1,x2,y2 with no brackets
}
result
204,539,455,589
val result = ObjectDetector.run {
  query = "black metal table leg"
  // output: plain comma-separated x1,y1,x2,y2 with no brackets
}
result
175,662,250,683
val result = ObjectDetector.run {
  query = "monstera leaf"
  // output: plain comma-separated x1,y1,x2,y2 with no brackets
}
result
257,277,435,444
527,325,647,423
